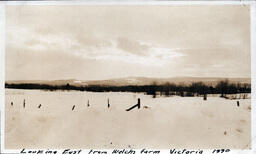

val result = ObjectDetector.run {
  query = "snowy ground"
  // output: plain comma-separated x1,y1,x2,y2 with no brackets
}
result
4,89,251,149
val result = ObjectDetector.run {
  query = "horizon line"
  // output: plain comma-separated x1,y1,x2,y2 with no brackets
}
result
5,76,252,82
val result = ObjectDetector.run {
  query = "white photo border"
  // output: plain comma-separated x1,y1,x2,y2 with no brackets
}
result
0,1,255,154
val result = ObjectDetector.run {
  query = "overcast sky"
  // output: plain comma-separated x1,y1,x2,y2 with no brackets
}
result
6,5,251,81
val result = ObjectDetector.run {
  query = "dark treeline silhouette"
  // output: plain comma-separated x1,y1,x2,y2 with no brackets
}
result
5,80,251,97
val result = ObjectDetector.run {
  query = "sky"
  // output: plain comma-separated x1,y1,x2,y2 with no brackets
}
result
5,5,251,81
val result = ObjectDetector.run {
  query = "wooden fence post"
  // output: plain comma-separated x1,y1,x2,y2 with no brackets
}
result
126,98,141,111
138,98,140,109
204,94,207,100
87,100,90,107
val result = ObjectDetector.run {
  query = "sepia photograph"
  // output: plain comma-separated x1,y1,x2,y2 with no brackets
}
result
3,4,252,150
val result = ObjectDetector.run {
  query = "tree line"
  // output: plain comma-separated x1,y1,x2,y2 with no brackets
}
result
5,80,251,97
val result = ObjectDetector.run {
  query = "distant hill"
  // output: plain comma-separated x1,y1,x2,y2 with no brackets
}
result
5,77,251,87
83,77,251,86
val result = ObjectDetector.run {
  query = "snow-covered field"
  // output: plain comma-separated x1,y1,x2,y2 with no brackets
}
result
4,89,251,149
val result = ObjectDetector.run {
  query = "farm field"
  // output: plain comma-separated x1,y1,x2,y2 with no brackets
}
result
5,89,251,149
